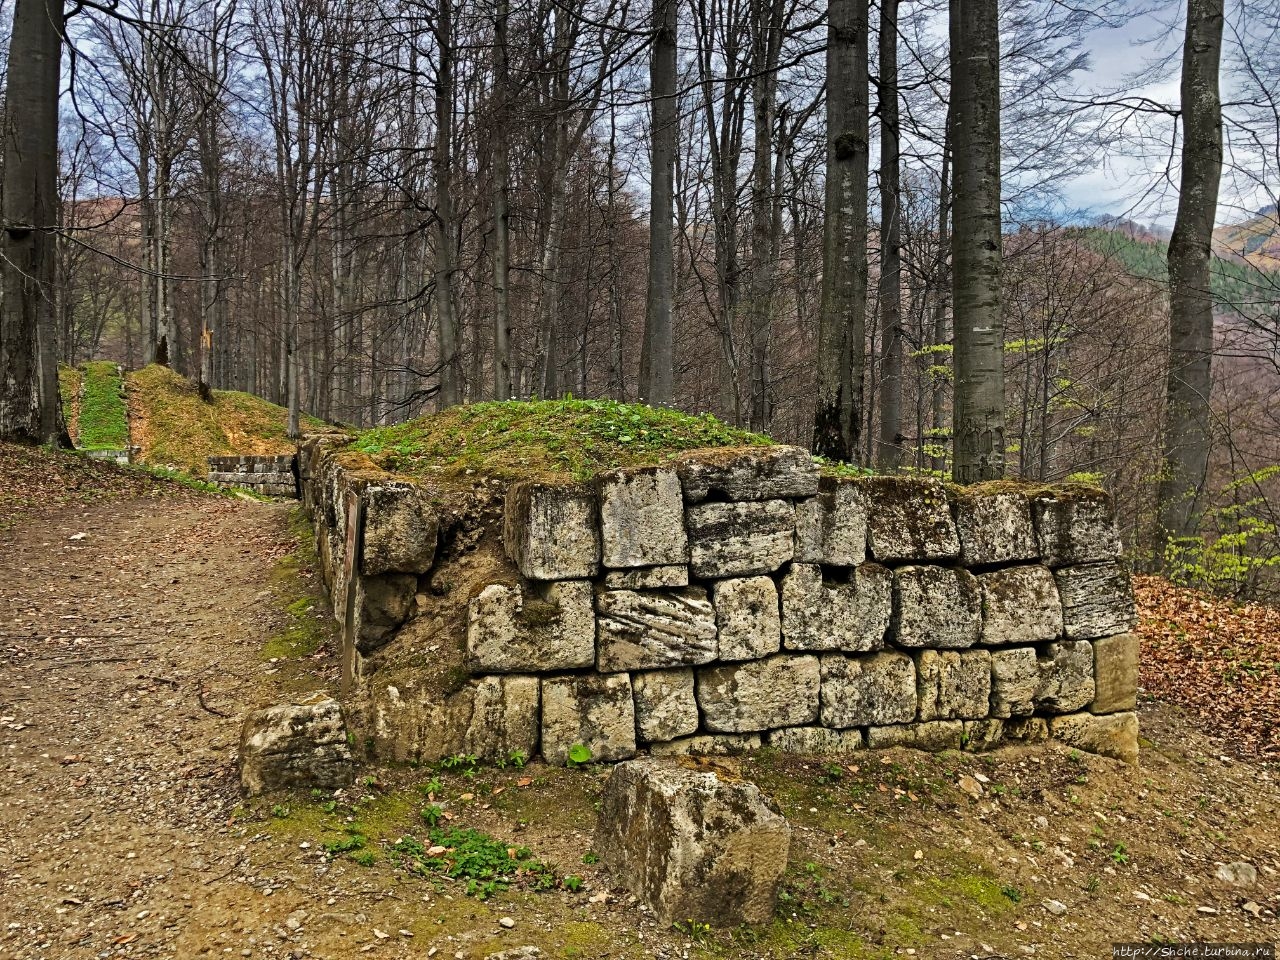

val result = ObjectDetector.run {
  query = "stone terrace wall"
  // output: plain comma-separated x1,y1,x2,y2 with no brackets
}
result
208,455,300,498
297,438,1141,766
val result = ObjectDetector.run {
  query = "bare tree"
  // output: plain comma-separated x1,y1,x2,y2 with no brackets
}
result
876,0,903,468
641,0,677,404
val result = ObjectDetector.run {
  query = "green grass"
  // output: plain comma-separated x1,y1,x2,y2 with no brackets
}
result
76,361,130,450
351,398,773,482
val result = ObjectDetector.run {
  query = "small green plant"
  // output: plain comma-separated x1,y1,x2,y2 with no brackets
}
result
567,743,593,767
507,749,528,769
394,826,557,900
270,804,291,819
310,788,325,800
564,875,584,893
581,851,600,865
321,800,338,814
1085,875,1101,893
673,919,713,941
421,804,445,827
351,849,377,867
1001,885,1023,904
1110,843,1130,865
441,753,480,775
421,777,444,797
323,829,368,855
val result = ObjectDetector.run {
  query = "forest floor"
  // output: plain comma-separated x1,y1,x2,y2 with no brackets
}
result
1,444,1278,960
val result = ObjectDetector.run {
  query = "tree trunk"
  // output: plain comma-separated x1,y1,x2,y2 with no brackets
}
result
949,0,1004,483
491,0,512,401
876,0,903,469
0,0,64,445
1157,0,1224,547
813,0,869,462
640,0,677,405
435,0,461,407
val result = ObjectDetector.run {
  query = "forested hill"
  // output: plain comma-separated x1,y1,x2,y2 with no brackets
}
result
1073,224,1280,320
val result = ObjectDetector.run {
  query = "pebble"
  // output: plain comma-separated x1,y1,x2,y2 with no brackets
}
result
1215,861,1258,888
499,916,516,929
1043,900,1067,916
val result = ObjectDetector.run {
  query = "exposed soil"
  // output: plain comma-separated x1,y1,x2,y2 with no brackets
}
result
1,471,1278,960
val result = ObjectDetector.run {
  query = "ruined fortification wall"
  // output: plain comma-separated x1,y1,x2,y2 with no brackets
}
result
297,437,1140,766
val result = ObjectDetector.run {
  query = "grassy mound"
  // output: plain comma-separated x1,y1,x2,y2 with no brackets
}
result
77,361,130,450
128,364,326,476
352,398,773,481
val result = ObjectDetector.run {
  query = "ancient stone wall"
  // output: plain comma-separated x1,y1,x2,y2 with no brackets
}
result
208,455,299,498
297,437,1140,766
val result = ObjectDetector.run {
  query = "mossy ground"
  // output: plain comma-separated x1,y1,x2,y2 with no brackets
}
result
261,506,338,690
59,361,130,450
351,398,773,482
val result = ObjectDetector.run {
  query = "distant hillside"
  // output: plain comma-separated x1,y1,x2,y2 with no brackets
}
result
1215,205,1280,271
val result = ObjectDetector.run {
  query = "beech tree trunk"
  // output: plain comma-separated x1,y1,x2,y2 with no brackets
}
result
876,0,903,469
813,0,870,462
491,0,513,401
1158,0,1224,547
640,0,677,405
949,0,1004,483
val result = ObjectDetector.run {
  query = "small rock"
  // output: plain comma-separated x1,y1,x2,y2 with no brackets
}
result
498,917,516,929
1033,816,1049,831
69,532,87,541
957,775,983,799
1215,861,1258,888
1242,901,1263,918
1196,906,1220,915
1043,900,1067,916
373,929,389,940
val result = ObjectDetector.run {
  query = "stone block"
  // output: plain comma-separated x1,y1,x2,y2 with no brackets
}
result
990,647,1040,718
713,576,782,661
686,499,796,578
596,587,718,672
794,477,868,565
765,726,865,753
361,483,439,576
1032,488,1123,567
866,720,964,751
649,734,763,757
541,674,637,765
978,565,1063,645
915,649,991,721
1092,633,1139,713
595,759,792,926
962,719,1005,752
633,669,699,743
455,675,541,759
604,565,690,590
891,566,982,649
1049,711,1139,765
697,655,820,733
239,698,353,796
504,481,600,580
355,573,418,654
1035,640,1096,713
819,652,917,728
780,563,891,653
953,488,1039,566
676,445,819,503
1055,562,1137,640
598,466,688,568
467,580,595,672
1003,716,1050,743
863,476,960,562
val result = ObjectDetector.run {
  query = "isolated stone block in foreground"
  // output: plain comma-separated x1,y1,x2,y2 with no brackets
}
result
686,499,796,578
467,580,595,672
863,476,960,563
1091,632,1139,714
892,566,982,649
915,649,992,721
676,444,819,503
819,652,917,728
596,587,718,672
1055,562,1137,640
632,668,700,743
595,759,792,926
239,698,353,796
697,654,820,732
540,674,636,765
953,488,1039,567
361,482,439,576
504,481,600,580
1050,711,1139,764
978,565,1063,645
1032,489,1123,567
598,466,688,568
713,576,783,661
780,562,891,653
793,476,868,566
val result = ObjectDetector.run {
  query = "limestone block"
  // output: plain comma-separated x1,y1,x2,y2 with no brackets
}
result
819,652,917,728
355,573,418,654
686,499,796,578
697,654,820,733
598,466,688,568
633,669,700,743
780,563,891,653
1056,562,1137,640
1049,711,1139,765
604,566,689,590
676,445,819,503
765,726,865,753
863,476,960,562
596,587,718,672
1032,489,1123,567
990,647,1040,718
915,649,991,721
953,488,1039,566
794,477,868,565
1003,716,1050,743
891,566,982,649
239,698,353,796
978,565,1063,645
1035,640,1096,713
595,759,792,926
467,580,595,672
962,719,1005,752
649,734,763,757
1092,632,1139,714
713,576,782,662
504,481,600,580
541,674,637,765
361,483,439,576
866,720,964,751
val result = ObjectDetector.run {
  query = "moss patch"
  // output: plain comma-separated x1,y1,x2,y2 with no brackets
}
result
351,398,772,483
58,365,83,443
75,361,130,450
264,507,333,664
